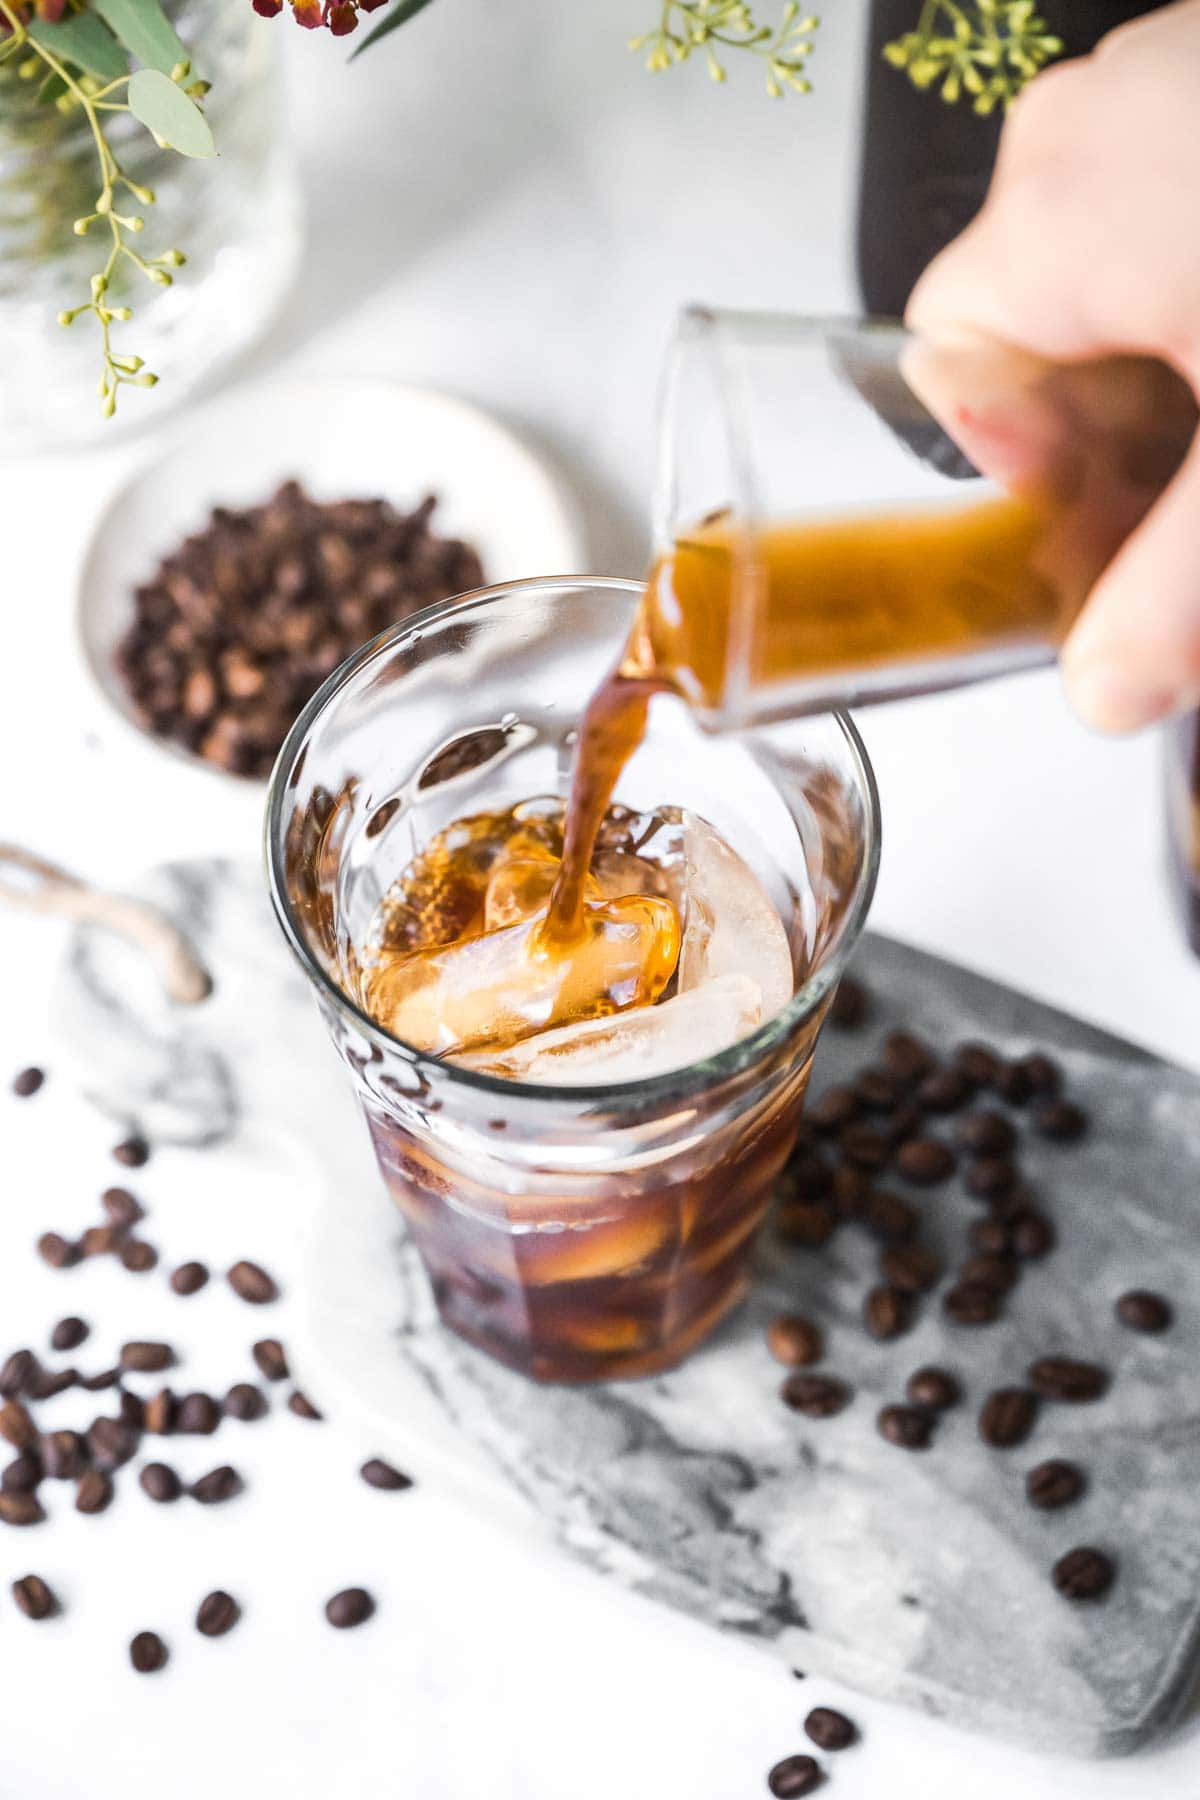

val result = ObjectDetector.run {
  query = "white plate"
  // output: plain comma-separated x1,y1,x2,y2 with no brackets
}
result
76,373,588,785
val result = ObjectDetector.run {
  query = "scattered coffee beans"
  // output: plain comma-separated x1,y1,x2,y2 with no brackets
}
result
1,1401,38,1450
228,1260,279,1305
143,1388,175,1434
881,1030,935,1084
880,1244,941,1294
81,1226,122,1258
854,1068,906,1112
87,1418,137,1468
12,1066,45,1098
120,1341,174,1374
1027,1357,1109,1403
804,1707,857,1751
776,1202,836,1249
1116,1290,1172,1334
224,1383,266,1422
196,1589,240,1637
129,1629,168,1673
915,1068,974,1114
140,1463,182,1503
1032,1099,1087,1142
767,1754,823,1797
112,1136,150,1169
877,1404,933,1450
994,1061,1035,1106
325,1586,375,1630
781,1374,852,1419
0,1490,45,1526
101,1187,143,1227
50,1317,88,1353
963,1156,1016,1200
895,1137,956,1185
839,1125,890,1171
36,1232,79,1270
42,1429,88,1479
830,976,869,1028
75,1469,114,1515
766,1315,824,1368
1026,1460,1086,1510
905,1367,961,1411
80,1368,120,1392
119,1240,158,1273
360,1458,413,1492
863,1285,914,1341
252,1339,289,1382
958,1253,1017,1295
955,1110,1015,1155
864,1190,917,1244
3,1453,41,1492
190,1465,242,1505
288,1390,322,1422
808,1087,859,1133
1052,1546,1115,1601
942,1282,1002,1327
1010,1208,1056,1260
170,1261,209,1297
953,1042,1001,1086
12,1573,56,1618
978,1388,1039,1448
0,1350,36,1398
176,1392,220,1435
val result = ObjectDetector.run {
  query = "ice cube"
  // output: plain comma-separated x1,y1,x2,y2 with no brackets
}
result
676,814,793,1022
458,973,763,1086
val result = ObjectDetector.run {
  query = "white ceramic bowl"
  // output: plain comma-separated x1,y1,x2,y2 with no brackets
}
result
76,373,588,786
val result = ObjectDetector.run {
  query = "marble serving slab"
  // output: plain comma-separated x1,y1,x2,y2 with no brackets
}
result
57,860,1200,1757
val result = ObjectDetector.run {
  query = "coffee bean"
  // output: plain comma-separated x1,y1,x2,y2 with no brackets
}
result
955,1110,1016,1155
915,1069,974,1114
12,1573,56,1618
101,1187,144,1227
839,1124,891,1170
863,1285,914,1341
36,1232,79,1270
1115,1290,1172,1333
0,1401,37,1450
3,1452,42,1492
994,1061,1036,1105
804,1706,857,1751
979,1387,1039,1448
1017,1052,1061,1096
80,1368,120,1393
968,1217,1012,1256
854,1068,906,1112
76,1469,114,1514
766,1315,824,1368
1033,1100,1088,1142
963,1156,1017,1200
959,1253,1018,1295
29,1367,78,1401
12,1066,45,1098
0,1350,37,1398
1052,1546,1115,1601
169,1261,209,1296
881,1103,922,1147
808,1086,859,1133
287,1389,322,1422
781,1374,852,1418
877,1404,933,1449
953,1041,1001,1086
768,1754,823,1797
0,1491,45,1526
119,1390,145,1431
864,1189,918,1244
140,1462,182,1503
325,1586,375,1629
1028,1357,1109,1402
894,1138,956,1186
943,1283,1002,1326
252,1338,289,1382
119,1239,158,1273
830,976,868,1028
224,1383,266,1422
81,1225,123,1258
881,1030,936,1085
360,1458,413,1492
87,1417,138,1469
905,1366,961,1411
228,1260,279,1305
129,1629,168,1672
120,1341,174,1374
190,1465,242,1505
50,1317,88,1354
987,1180,1039,1221
1026,1459,1086,1510
776,1202,836,1249
880,1244,941,1293
1010,1209,1056,1260
112,1136,150,1169
41,1430,87,1480
144,1388,175,1435
785,1153,833,1203
196,1589,240,1637
828,1165,869,1219
176,1392,220,1435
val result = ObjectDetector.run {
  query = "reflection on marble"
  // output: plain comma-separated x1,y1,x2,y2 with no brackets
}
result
57,864,1200,1755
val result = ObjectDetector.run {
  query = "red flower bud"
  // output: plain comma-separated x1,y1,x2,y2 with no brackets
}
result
326,0,357,29
291,0,321,23
252,0,284,14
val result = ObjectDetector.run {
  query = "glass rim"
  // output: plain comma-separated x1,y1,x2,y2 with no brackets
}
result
264,574,882,1108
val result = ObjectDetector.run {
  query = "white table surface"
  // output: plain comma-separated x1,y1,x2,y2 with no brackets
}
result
2,1,1199,1793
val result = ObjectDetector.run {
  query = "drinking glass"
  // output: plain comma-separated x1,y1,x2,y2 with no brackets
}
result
266,577,879,1384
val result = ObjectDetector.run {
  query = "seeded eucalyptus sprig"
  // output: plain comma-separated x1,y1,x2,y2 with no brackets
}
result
629,1,819,97
883,0,1062,114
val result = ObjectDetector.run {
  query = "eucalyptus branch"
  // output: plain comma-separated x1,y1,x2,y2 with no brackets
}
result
883,0,1062,113
630,0,819,97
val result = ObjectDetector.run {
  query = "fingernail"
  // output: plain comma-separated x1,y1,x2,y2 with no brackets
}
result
1062,660,1177,734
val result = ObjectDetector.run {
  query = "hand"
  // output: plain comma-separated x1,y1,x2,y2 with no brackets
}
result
907,0,1200,733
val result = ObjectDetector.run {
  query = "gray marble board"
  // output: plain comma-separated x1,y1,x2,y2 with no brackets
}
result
56,861,1200,1758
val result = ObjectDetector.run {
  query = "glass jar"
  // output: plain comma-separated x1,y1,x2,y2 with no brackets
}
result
0,0,301,449
266,578,880,1383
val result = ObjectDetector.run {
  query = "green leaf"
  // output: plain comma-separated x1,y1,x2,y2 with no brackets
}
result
28,11,128,81
127,67,215,157
91,0,190,76
351,0,439,62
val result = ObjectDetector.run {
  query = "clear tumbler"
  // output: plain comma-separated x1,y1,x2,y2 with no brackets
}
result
266,577,879,1383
